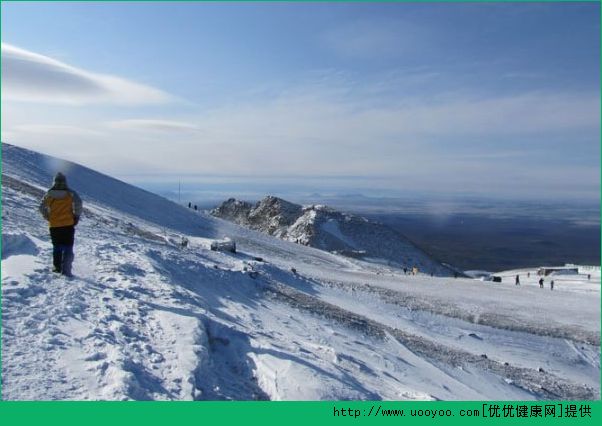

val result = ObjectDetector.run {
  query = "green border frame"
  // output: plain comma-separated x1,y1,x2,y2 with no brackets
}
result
0,401,600,424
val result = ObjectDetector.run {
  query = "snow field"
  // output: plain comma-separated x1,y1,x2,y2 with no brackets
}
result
1,143,600,400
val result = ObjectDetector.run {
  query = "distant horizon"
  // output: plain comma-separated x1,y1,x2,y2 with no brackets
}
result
128,175,602,205
131,178,601,227
4,140,600,207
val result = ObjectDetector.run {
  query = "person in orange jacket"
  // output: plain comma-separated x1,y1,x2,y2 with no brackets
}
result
39,173,83,277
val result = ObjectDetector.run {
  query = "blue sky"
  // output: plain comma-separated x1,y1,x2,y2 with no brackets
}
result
1,1,600,201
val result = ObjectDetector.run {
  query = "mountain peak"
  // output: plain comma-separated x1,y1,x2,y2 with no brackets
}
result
212,195,453,275
258,195,300,210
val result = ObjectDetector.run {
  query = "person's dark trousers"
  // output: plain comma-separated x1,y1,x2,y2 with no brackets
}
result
50,226,75,276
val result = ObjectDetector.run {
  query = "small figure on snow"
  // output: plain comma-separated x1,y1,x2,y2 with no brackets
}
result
39,173,83,277
188,202,192,208
527,272,530,278
515,274,520,286
539,278,544,289
550,280,554,291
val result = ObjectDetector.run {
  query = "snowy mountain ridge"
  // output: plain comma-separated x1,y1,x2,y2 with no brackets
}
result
212,196,454,276
1,143,600,400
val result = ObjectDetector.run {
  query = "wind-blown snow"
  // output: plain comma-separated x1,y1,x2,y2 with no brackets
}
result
1,143,599,400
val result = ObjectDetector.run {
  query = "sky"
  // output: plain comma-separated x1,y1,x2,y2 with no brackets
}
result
1,1,600,202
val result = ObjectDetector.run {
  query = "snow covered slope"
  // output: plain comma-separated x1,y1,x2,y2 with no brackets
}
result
2,143,600,400
212,196,453,276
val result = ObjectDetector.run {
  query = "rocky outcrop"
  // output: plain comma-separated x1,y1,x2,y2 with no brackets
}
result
212,196,454,276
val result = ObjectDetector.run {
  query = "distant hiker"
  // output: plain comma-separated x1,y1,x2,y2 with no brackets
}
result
527,272,530,278
194,205,198,211
539,278,544,289
188,202,191,208
588,274,591,280
39,173,82,277
403,267,407,275
515,275,520,286
550,280,554,291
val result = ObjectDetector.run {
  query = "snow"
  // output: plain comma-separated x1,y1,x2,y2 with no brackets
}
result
2,233,43,259
1,143,599,400
464,270,492,279
321,219,358,249
212,196,455,276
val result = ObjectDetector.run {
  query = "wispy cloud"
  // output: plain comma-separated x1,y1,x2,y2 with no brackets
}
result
195,86,599,150
108,119,200,133
1,43,176,105
3,67,598,199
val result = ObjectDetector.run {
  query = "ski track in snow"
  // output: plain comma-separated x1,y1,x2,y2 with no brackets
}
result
1,144,600,400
